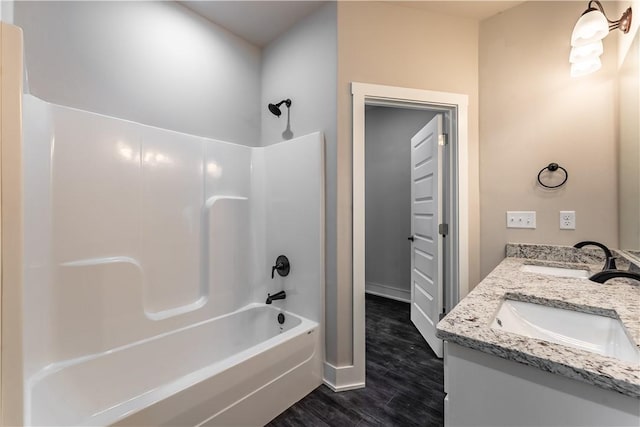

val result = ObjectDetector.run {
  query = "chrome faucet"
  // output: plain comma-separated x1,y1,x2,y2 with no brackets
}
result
573,241,617,270
589,270,640,284
266,290,286,304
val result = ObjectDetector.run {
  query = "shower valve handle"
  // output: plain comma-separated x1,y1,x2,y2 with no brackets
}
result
271,263,282,279
271,255,290,279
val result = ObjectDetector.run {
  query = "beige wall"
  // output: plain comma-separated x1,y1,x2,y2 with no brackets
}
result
335,1,480,366
618,0,640,252
618,30,640,251
1,22,24,427
617,0,640,67
479,1,619,279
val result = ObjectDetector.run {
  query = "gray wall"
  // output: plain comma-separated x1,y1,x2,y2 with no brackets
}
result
14,1,261,146
365,107,436,301
260,3,338,362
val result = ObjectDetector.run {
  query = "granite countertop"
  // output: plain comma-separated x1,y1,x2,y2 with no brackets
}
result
436,243,640,398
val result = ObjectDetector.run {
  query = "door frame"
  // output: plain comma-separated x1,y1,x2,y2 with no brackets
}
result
352,82,469,385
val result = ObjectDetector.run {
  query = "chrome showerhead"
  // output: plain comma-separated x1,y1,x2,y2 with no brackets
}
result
268,99,291,117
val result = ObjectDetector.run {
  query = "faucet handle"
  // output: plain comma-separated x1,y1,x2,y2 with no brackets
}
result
271,255,290,279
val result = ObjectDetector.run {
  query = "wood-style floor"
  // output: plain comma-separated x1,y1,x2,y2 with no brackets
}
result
268,294,445,427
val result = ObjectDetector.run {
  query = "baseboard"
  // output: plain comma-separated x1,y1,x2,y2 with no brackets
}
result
365,281,410,303
322,362,365,392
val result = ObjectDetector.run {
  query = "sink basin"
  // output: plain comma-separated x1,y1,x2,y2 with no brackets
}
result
521,264,590,279
491,300,639,364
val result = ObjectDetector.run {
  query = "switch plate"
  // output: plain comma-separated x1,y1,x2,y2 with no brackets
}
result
560,211,576,230
506,211,536,229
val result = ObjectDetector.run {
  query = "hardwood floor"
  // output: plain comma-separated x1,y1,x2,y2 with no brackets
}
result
268,294,444,427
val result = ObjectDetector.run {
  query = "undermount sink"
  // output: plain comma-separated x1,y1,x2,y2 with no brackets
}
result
520,264,590,279
491,300,640,364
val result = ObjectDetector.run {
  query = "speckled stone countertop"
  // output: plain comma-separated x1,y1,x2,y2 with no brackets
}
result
436,243,640,398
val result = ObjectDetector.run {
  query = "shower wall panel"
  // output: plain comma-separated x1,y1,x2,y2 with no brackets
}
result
139,126,204,316
23,96,55,380
51,106,140,264
207,197,250,313
23,95,254,378
258,134,325,324
204,141,253,314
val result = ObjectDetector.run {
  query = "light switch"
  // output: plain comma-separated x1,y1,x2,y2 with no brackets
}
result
506,211,536,229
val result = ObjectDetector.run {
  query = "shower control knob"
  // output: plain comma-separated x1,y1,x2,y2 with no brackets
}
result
271,255,290,279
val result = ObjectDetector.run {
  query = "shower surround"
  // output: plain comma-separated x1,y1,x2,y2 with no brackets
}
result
22,95,324,426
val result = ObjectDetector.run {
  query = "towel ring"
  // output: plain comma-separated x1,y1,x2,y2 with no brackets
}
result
537,163,568,189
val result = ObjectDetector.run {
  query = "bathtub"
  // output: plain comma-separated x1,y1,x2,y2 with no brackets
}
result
26,304,322,426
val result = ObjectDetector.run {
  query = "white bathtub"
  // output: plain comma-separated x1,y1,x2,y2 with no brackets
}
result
26,304,322,426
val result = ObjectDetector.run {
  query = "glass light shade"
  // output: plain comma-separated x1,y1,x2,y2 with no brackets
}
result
569,40,603,63
570,56,602,77
571,10,609,47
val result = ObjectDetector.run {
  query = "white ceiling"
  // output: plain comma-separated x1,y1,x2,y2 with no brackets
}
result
180,1,326,47
180,1,525,48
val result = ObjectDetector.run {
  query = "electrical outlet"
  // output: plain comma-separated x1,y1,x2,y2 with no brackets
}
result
506,211,536,229
560,211,576,230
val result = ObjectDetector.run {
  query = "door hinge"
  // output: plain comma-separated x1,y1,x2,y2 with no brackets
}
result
439,223,449,236
438,133,448,146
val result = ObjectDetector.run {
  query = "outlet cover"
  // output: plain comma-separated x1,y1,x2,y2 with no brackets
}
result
560,211,576,230
506,211,536,229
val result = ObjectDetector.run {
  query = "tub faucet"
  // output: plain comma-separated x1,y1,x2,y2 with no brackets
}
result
266,290,286,304
588,269,640,284
573,241,617,270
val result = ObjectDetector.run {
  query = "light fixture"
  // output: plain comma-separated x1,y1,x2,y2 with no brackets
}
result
569,1,632,77
571,0,632,46
570,56,602,78
569,40,603,63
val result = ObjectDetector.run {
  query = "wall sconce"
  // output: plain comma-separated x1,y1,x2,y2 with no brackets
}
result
569,0,633,77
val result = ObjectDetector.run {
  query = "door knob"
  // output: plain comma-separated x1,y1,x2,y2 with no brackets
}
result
407,236,415,242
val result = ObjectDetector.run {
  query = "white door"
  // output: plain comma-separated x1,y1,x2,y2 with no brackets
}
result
409,115,444,358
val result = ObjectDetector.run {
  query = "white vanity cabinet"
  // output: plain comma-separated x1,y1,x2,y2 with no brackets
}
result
443,343,640,427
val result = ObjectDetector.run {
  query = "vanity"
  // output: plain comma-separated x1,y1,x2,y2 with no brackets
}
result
436,243,640,427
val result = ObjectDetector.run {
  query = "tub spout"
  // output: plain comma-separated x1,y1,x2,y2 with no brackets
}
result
266,291,286,304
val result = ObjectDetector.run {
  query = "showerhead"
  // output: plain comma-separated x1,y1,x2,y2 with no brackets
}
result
268,103,281,116
268,99,291,117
